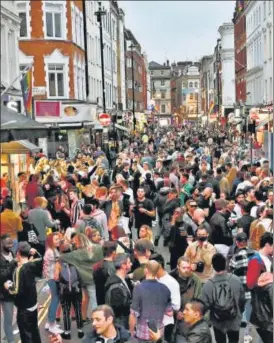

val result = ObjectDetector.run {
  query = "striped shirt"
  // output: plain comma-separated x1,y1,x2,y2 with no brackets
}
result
70,200,83,226
229,247,255,299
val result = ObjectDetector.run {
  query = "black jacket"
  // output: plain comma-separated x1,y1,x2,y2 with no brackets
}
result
82,325,130,343
250,282,273,331
93,259,116,305
105,274,132,325
0,252,17,302
186,318,212,343
10,258,42,309
210,211,233,246
237,214,254,238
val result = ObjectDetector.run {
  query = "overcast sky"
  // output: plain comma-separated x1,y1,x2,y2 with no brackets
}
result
120,0,235,63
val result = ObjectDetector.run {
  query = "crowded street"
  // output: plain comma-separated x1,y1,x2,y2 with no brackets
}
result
1,1,274,343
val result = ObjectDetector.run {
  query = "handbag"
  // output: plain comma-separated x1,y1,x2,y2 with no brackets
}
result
27,224,39,244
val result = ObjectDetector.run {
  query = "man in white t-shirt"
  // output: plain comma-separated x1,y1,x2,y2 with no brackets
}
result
155,254,181,342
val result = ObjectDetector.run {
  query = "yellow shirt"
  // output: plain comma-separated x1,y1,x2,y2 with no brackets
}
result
108,202,120,231
0,209,23,239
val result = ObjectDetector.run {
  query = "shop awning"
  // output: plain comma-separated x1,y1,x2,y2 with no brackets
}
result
0,140,40,154
1,105,48,142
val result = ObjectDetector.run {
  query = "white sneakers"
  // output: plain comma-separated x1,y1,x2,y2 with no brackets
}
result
45,322,63,334
243,335,253,343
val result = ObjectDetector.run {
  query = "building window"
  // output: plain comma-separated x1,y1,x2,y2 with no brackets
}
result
151,71,154,75
161,104,166,113
161,92,165,99
161,80,165,86
263,1,266,19
45,3,64,39
48,64,65,97
19,12,27,37
189,82,193,88
127,58,132,68
127,80,132,89
161,70,164,75
270,77,273,101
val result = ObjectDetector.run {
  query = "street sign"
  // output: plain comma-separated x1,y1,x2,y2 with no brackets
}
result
98,113,111,126
33,86,46,96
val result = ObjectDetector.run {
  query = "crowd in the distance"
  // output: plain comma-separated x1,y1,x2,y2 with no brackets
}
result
0,124,273,343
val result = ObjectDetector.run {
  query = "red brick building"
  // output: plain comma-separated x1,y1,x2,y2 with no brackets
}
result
17,0,86,103
125,29,146,112
233,0,247,104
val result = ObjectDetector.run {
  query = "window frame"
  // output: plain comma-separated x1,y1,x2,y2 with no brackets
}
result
44,2,66,40
16,1,30,39
47,64,65,98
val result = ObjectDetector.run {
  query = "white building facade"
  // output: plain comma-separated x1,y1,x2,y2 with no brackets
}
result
245,1,263,105
85,0,119,111
262,0,273,103
117,8,126,111
218,23,235,114
1,0,22,111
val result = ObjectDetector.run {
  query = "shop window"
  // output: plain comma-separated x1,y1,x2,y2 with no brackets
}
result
48,64,64,97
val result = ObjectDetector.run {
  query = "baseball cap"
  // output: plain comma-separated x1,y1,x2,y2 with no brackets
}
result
235,232,248,242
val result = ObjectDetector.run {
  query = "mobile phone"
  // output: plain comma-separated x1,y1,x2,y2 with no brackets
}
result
146,319,157,333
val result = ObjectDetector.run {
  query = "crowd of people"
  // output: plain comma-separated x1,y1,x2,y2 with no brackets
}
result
0,124,273,343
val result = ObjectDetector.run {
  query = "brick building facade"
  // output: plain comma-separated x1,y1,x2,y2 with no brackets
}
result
233,0,247,104
17,0,86,102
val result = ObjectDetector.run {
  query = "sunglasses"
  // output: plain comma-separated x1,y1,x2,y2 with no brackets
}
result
190,204,197,208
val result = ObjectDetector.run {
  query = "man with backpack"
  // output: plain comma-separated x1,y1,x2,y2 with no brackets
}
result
75,204,103,237
201,253,245,343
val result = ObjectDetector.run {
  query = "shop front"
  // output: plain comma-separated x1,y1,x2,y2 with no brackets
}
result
1,140,40,200
34,100,97,158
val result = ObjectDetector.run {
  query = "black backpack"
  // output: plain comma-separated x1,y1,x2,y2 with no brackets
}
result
209,275,237,321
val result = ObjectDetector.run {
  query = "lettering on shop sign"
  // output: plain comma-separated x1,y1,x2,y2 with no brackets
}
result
3,100,22,113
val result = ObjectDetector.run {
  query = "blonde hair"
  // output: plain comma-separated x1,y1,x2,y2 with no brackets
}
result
140,225,153,242
73,233,94,257
34,196,48,209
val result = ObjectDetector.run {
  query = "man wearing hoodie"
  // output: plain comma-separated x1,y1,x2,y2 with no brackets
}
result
90,199,109,241
105,254,132,329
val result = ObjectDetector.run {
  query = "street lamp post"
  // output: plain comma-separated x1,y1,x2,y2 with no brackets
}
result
95,2,106,113
129,43,136,131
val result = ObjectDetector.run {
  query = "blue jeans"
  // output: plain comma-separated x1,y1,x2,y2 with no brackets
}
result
48,279,60,323
242,299,252,336
85,284,97,311
0,301,15,343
